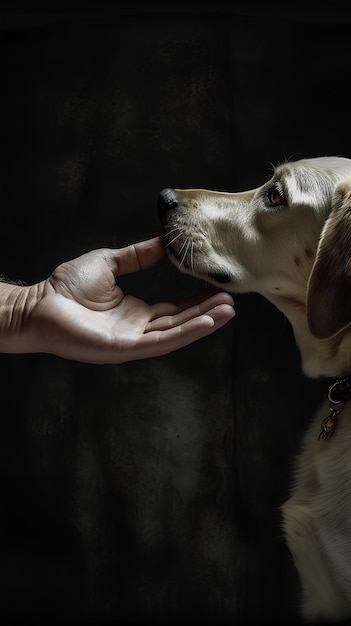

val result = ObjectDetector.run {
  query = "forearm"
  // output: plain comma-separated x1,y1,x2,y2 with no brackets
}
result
0,281,43,353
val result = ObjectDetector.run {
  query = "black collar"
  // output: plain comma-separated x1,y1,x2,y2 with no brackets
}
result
328,375,351,403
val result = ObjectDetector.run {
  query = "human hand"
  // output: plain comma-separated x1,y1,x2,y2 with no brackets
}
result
21,237,234,364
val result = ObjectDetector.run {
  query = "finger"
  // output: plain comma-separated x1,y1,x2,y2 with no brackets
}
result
204,302,236,325
144,292,234,332
160,288,235,313
129,306,235,361
107,236,166,277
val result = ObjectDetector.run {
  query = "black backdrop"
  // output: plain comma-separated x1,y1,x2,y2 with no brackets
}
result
1,4,350,624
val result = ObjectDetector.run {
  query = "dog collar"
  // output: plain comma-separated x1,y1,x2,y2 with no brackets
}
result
319,375,351,441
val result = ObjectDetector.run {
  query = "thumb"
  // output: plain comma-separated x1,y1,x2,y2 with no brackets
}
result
108,236,166,277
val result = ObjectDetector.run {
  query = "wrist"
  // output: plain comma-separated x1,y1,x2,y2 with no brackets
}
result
0,280,44,354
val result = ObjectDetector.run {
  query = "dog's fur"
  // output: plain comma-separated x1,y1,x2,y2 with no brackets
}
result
158,156,351,622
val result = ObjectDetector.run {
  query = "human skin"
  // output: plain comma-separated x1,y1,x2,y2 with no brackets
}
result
0,237,235,364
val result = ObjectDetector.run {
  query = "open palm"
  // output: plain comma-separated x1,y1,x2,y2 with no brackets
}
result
28,237,235,364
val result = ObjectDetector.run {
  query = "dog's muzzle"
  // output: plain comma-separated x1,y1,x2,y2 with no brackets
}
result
157,187,185,266
157,187,232,285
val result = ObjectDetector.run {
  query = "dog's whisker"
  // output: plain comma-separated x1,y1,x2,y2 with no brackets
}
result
165,231,183,247
164,227,180,238
177,237,188,256
178,239,190,270
190,241,194,273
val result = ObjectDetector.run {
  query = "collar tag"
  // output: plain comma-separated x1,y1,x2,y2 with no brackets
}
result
318,377,351,441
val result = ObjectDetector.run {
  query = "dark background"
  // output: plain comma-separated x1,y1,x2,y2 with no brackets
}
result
1,3,350,623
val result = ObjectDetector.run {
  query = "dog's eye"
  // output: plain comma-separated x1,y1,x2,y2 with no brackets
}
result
266,184,285,208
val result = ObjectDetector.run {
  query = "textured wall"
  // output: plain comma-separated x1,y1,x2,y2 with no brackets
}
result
1,5,349,623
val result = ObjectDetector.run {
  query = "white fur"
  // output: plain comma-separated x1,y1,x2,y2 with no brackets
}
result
160,156,351,621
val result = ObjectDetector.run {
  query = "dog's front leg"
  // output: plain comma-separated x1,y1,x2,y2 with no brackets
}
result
282,499,349,621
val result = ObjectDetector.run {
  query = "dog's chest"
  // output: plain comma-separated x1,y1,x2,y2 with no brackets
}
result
296,399,351,597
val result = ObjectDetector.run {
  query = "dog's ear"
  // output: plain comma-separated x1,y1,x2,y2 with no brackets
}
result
307,182,351,339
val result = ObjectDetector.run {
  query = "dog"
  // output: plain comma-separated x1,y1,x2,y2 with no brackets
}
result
157,156,351,622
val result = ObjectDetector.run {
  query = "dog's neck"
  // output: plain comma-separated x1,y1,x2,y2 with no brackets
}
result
267,294,351,379
293,320,351,379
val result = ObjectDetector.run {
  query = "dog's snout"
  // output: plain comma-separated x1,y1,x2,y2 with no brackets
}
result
157,188,179,217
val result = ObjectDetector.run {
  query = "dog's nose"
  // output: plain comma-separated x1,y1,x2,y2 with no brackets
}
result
157,188,179,217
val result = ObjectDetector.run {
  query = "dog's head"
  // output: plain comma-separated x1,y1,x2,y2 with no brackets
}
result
158,157,351,375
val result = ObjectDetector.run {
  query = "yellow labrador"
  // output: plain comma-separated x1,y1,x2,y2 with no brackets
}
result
158,156,351,622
